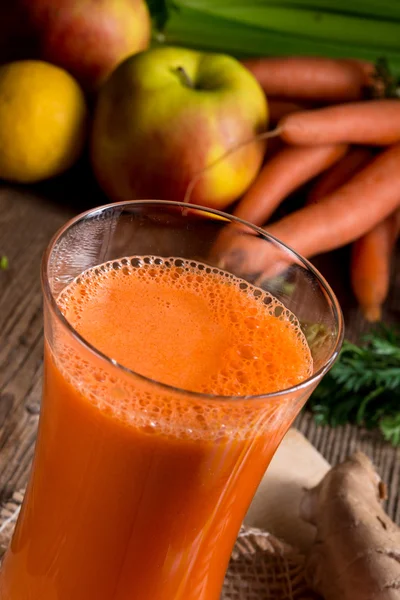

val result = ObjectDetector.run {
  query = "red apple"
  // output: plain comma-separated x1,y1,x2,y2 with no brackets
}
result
91,46,268,209
24,0,151,90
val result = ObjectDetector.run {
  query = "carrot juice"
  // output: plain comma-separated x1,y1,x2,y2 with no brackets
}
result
0,255,313,600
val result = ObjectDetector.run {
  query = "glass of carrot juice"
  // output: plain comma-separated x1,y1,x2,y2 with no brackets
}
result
0,200,343,600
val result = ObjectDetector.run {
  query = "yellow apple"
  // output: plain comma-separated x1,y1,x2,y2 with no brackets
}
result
91,46,268,209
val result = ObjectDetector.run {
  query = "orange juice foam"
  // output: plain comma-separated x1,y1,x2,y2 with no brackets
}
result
57,256,312,398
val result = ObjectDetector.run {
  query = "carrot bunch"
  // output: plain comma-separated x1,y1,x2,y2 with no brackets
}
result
233,56,400,322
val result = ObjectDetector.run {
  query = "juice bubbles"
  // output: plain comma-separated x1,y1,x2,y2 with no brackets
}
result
0,256,313,600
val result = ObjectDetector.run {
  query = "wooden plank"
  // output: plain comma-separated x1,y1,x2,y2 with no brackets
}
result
0,181,399,524
0,185,74,501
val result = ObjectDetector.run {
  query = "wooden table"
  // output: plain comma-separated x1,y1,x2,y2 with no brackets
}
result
1,172,399,524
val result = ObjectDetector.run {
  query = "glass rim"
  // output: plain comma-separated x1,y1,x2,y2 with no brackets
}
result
41,199,344,402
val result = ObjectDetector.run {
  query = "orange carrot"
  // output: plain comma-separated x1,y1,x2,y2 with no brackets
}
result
218,143,400,276
234,144,348,226
351,209,400,322
280,100,400,146
307,146,372,204
266,143,400,257
268,99,305,125
242,57,368,103
340,58,375,79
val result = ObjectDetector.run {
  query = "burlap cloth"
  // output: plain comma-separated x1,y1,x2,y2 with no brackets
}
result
0,490,319,600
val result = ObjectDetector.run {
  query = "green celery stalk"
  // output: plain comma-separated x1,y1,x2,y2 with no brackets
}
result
192,4,400,50
187,0,400,21
172,0,400,50
153,2,400,75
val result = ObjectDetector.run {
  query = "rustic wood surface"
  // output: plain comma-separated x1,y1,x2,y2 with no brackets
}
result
0,170,399,525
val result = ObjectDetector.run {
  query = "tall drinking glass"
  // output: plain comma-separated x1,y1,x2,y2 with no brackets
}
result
0,201,343,600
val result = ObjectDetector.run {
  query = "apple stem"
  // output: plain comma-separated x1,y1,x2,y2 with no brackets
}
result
174,66,194,89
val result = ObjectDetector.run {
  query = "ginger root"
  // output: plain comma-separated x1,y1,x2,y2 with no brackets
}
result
300,451,400,600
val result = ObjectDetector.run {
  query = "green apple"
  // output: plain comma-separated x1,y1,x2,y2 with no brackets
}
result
91,46,268,209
